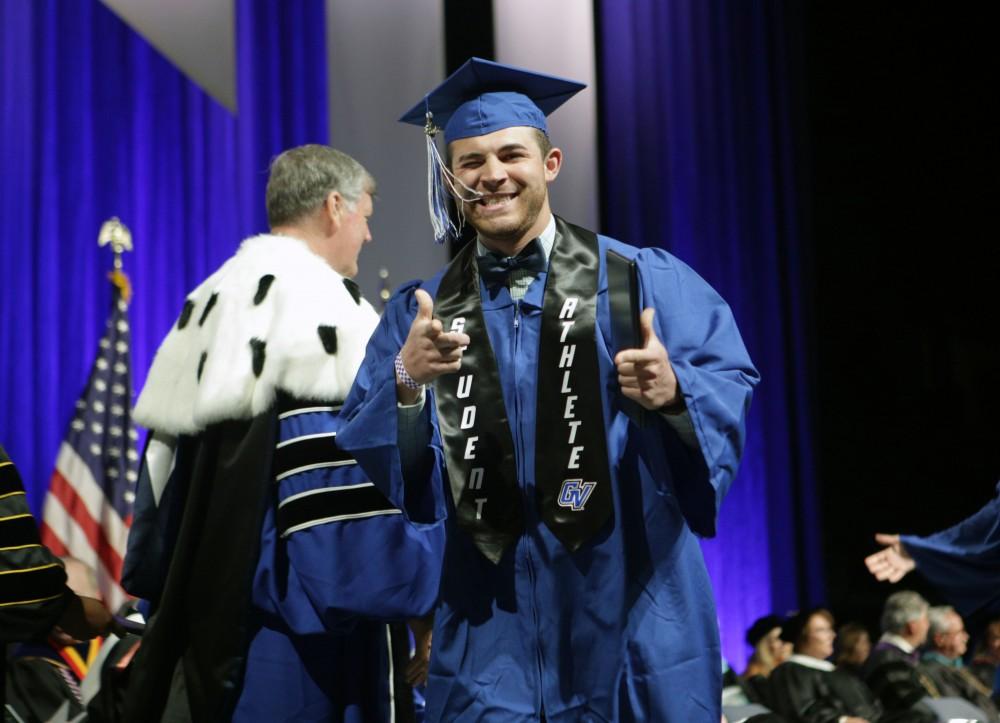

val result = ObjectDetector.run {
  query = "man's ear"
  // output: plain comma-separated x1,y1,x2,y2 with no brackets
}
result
325,190,343,230
544,148,562,182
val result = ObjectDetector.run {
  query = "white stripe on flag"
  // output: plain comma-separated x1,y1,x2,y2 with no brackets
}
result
41,492,128,611
54,443,129,554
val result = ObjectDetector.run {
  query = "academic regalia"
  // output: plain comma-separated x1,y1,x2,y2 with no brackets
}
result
970,658,1000,697
121,235,446,722
0,448,71,637
918,655,1000,722
5,637,102,722
863,641,938,722
768,655,883,723
901,484,1000,619
1,447,75,716
339,226,758,721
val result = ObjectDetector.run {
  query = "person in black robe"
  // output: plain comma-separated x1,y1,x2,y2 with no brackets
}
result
769,609,880,723
768,608,934,723
862,591,941,721
120,145,445,722
1,447,117,715
835,622,873,681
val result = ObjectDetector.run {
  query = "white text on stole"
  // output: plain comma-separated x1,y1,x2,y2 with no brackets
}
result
449,317,487,521
558,297,585,470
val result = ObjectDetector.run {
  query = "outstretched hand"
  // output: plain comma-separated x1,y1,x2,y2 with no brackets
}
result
614,308,680,410
397,289,470,402
864,533,916,583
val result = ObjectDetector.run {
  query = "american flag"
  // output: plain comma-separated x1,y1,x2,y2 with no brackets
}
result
40,276,139,611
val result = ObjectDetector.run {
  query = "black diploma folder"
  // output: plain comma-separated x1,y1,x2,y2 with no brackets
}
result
605,249,646,427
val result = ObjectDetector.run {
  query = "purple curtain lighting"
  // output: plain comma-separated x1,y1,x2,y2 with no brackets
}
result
0,0,327,515
597,0,822,668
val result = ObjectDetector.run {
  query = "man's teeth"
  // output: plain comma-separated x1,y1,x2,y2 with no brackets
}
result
480,194,514,206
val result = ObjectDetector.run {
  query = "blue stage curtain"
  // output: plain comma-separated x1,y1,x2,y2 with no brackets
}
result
0,0,327,515
596,0,821,668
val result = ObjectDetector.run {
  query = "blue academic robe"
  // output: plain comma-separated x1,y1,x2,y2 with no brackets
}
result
124,404,445,722
902,483,1000,619
339,232,758,722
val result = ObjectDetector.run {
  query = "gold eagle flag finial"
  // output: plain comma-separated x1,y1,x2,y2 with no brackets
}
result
97,217,134,303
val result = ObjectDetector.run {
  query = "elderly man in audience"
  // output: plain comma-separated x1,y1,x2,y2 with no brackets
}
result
918,605,999,721
868,591,930,668
864,592,938,720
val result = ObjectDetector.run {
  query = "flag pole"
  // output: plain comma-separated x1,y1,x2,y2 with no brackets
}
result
97,217,133,303
40,217,139,611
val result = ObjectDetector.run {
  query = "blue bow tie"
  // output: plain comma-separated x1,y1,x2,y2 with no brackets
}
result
476,239,547,286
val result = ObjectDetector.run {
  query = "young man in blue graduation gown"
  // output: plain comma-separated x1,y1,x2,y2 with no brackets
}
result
338,59,759,721
121,145,445,722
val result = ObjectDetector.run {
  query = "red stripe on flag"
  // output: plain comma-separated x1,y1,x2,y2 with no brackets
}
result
43,470,124,582
38,521,70,556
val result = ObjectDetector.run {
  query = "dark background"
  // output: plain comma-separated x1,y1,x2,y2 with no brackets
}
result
802,4,998,632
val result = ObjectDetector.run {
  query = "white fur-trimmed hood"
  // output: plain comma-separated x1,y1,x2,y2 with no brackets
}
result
134,234,379,435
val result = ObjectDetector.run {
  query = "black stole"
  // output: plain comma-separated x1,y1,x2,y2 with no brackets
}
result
433,218,612,563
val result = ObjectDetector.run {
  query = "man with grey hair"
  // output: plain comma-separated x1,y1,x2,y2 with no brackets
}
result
121,145,445,722
872,590,931,667
863,591,937,720
919,606,1000,721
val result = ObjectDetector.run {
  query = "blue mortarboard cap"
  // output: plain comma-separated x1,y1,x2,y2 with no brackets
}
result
400,57,585,143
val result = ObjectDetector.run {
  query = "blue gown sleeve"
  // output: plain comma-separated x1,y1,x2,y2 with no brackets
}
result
338,282,448,527
901,484,1000,617
634,247,760,537
251,400,446,636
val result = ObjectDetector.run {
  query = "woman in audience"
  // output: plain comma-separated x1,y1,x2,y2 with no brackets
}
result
742,614,792,704
745,615,791,678
769,608,930,723
835,622,873,679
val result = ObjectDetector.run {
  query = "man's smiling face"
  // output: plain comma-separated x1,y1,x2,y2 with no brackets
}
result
449,125,560,252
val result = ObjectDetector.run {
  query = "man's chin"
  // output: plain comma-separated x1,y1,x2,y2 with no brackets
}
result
468,217,528,244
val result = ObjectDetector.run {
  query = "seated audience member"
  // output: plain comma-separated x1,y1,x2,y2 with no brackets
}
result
864,592,937,720
768,608,887,723
836,622,873,679
970,617,1000,695
743,614,791,703
918,605,999,721
746,615,791,678
868,592,930,669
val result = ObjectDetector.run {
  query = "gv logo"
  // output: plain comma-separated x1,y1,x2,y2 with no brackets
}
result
557,479,596,511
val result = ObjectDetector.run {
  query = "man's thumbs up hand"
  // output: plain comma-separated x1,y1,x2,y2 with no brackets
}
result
614,308,681,411
396,289,471,401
